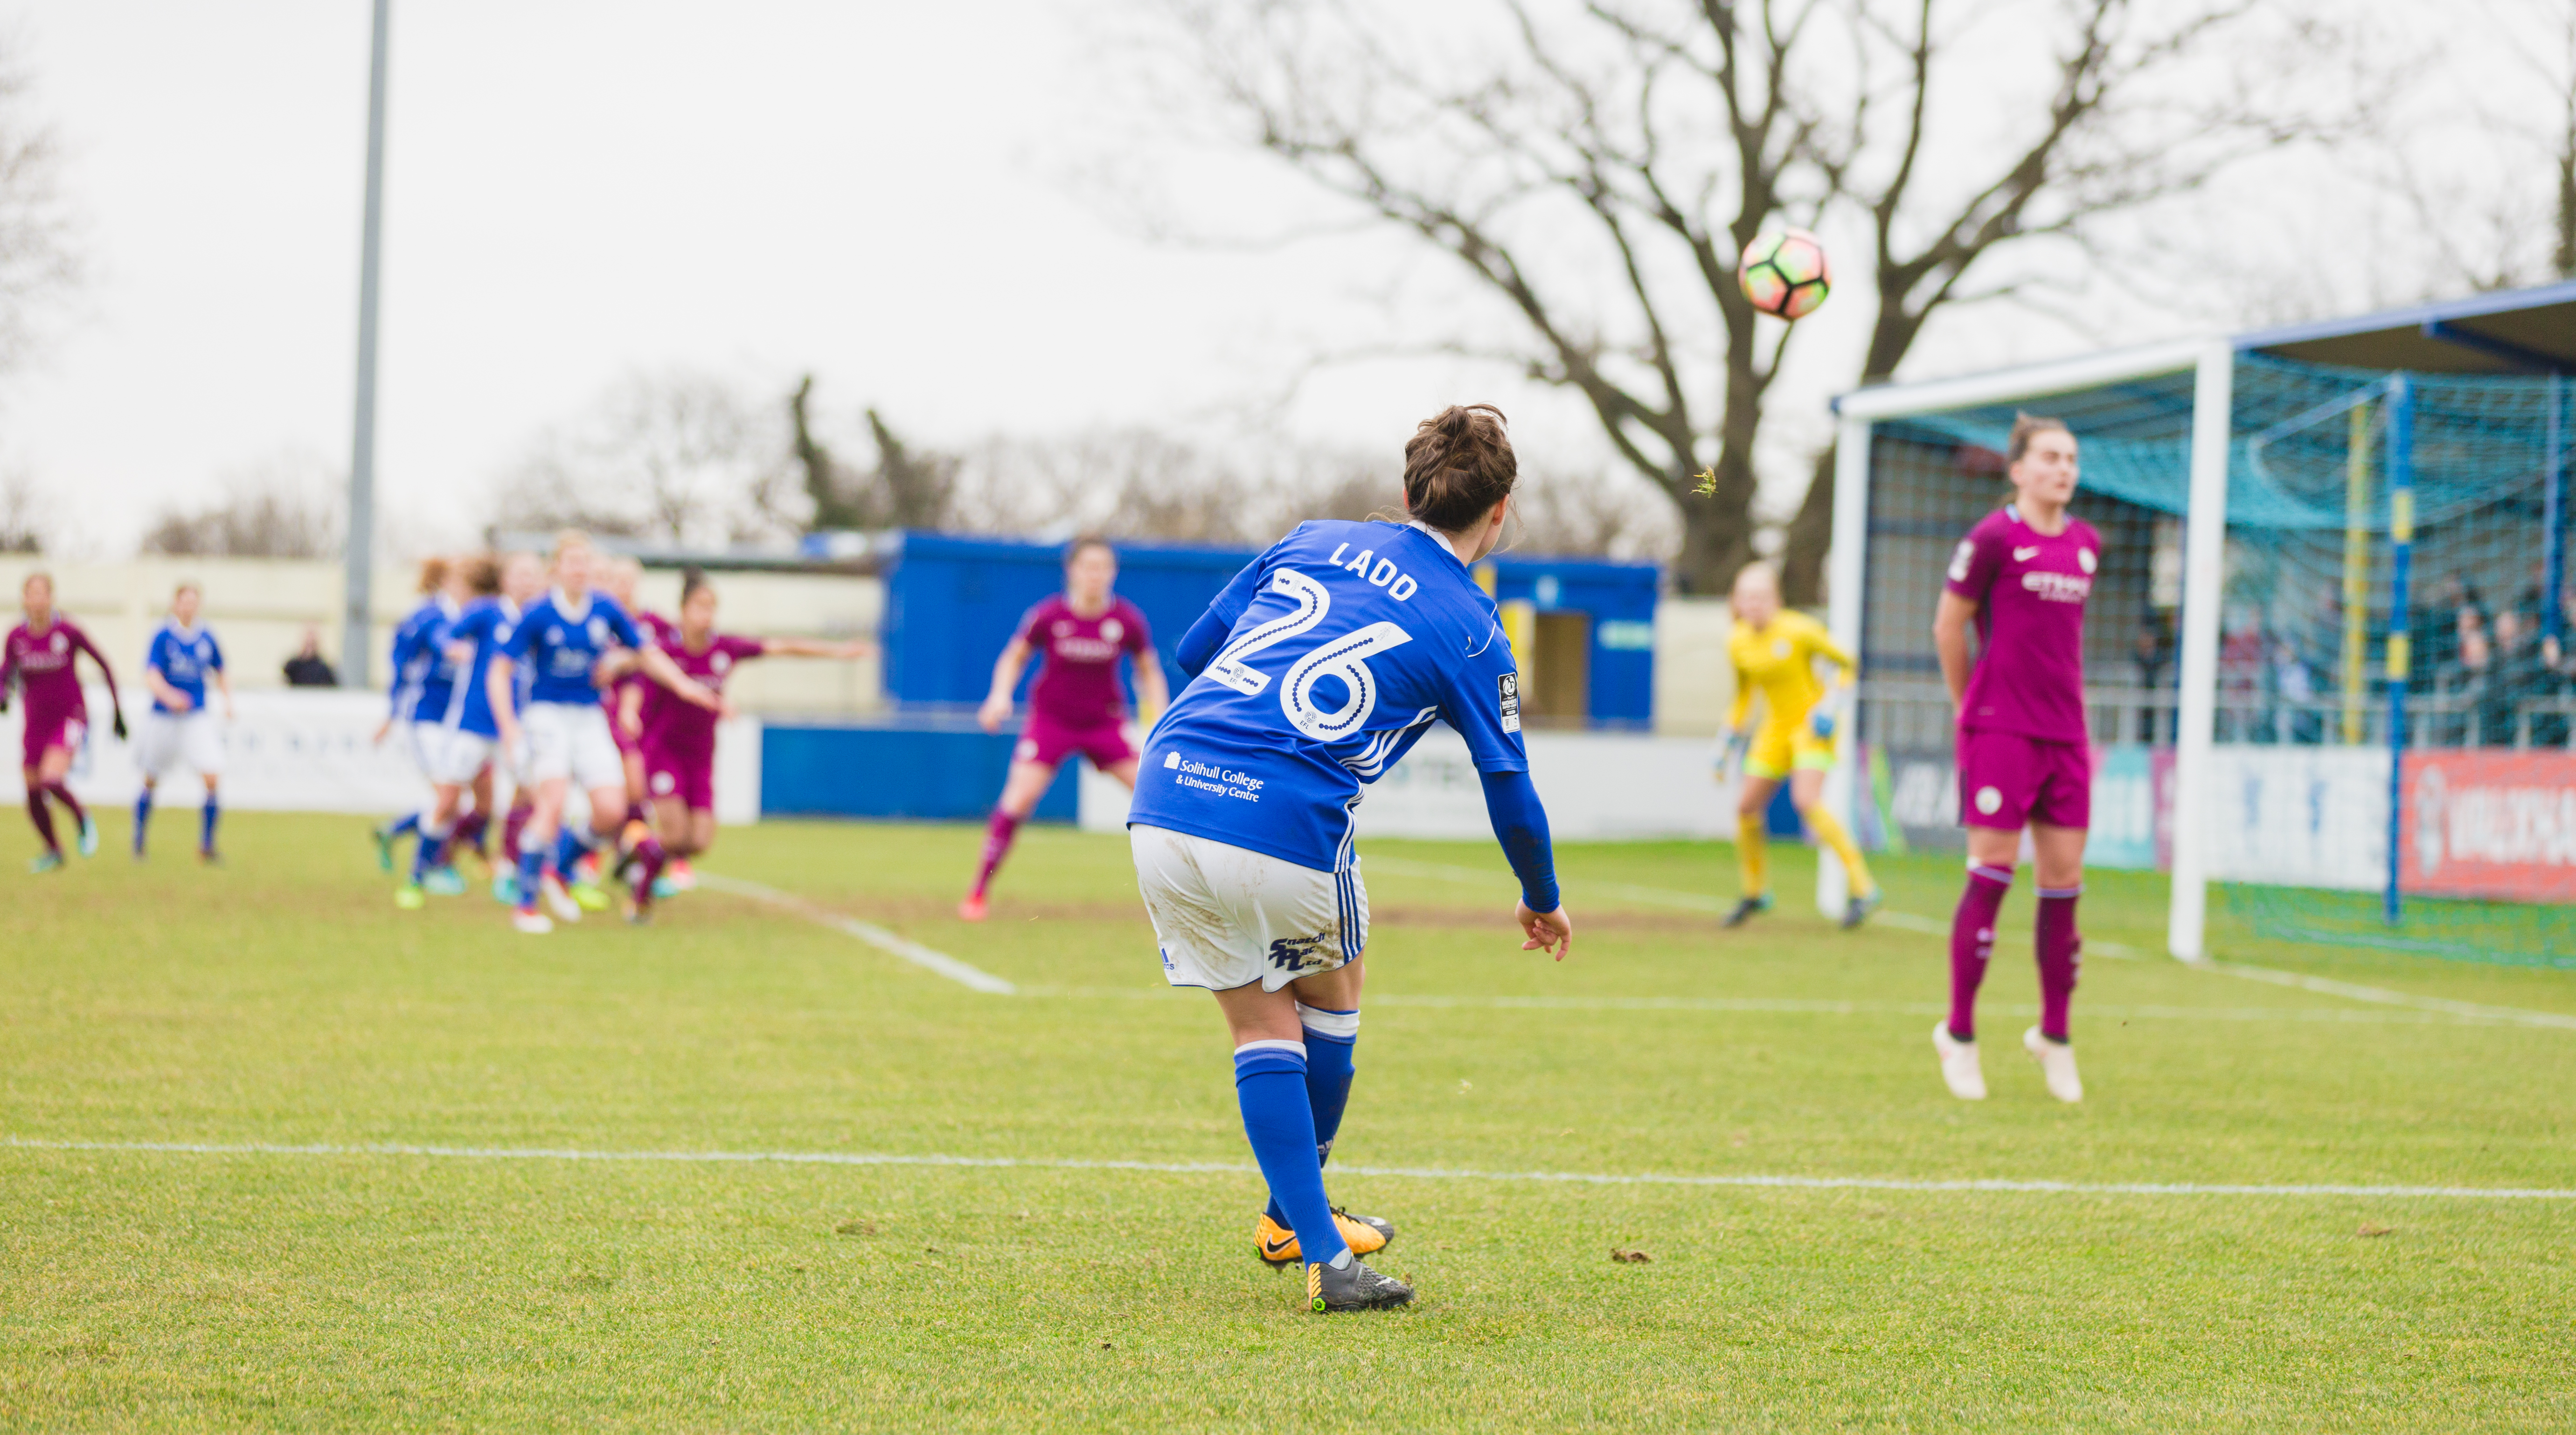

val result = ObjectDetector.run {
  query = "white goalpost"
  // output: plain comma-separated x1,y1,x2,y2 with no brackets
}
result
1817,337,2235,962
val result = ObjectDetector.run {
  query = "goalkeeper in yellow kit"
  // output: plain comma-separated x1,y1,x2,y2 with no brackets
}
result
1718,563,1879,929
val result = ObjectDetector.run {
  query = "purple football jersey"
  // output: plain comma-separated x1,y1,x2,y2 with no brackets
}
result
1019,595,1150,728
1944,505,2098,745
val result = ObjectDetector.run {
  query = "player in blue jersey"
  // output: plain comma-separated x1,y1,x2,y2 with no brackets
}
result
435,553,543,905
372,556,469,894
134,582,233,862
489,532,721,932
1129,403,1575,1313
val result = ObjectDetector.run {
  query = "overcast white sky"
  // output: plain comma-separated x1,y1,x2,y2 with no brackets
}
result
1,0,2558,557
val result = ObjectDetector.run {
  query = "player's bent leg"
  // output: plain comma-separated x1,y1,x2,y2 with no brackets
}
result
197,772,222,863
1938,825,2020,1099
1255,957,1394,1268
963,759,1057,919
1790,764,1879,929
1726,773,1779,927
2025,820,2087,1099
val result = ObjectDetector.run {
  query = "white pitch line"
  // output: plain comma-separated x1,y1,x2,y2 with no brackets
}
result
1364,856,2576,1023
694,872,1014,995
1011,985,2539,1026
6,1136,2568,1202
1363,855,2125,953
2198,960,2576,1032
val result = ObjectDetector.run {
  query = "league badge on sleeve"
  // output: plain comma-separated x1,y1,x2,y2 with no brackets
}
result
1498,672,1522,734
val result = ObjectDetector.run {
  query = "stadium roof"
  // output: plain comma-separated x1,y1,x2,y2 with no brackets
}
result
2236,278,2576,374
1834,278,2576,420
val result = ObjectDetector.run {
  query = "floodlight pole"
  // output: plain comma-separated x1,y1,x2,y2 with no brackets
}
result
1815,412,1873,919
340,0,391,689
2166,341,2236,964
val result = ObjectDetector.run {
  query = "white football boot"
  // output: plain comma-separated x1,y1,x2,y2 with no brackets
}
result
1932,1021,1987,1101
512,909,555,936
2022,1026,2083,1103
541,873,584,923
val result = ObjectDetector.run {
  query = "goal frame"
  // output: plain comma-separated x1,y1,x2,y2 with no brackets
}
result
1818,337,2235,962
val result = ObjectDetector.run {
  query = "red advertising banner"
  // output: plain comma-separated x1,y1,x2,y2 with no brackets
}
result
2399,750,2576,902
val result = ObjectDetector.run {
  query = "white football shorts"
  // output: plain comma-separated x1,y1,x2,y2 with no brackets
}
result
403,721,441,775
521,700,624,790
425,726,508,786
1130,823,1366,993
135,709,224,778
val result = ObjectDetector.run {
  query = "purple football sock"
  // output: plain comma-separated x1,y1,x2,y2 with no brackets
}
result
1948,862,2014,1042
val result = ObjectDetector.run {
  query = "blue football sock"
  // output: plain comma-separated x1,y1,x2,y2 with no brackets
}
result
1266,1005,1359,1227
516,845,546,911
132,790,153,853
1235,1040,1349,1269
199,797,219,853
387,812,420,839
411,823,450,885
554,827,590,878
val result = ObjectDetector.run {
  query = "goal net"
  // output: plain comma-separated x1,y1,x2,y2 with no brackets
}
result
1828,337,2576,967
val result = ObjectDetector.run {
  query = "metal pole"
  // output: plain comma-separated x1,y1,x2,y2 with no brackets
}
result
2548,375,2569,646
2383,374,2415,928
2167,340,2235,963
2339,400,2374,745
341,0,391,688
1814,414,1872,919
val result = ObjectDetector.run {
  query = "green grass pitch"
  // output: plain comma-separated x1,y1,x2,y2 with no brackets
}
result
5,811,2574,1430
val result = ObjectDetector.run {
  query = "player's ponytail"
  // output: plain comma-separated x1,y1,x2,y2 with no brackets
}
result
1403,403,1517,534
2007,413,2073,463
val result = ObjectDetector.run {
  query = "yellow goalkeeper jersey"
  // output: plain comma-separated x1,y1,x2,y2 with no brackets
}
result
1727,609,1854,732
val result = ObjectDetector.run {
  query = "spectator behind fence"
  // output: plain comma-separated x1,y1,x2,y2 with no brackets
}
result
2270,640,2322,744
2434,609,2489,748
2494,608,2563,747
283,625,338,688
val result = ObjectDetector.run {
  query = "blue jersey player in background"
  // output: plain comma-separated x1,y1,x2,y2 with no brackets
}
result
1127,403,1574,1314
489,532,719,932
436,552,544,905
134,581,233,861
371,555,468,893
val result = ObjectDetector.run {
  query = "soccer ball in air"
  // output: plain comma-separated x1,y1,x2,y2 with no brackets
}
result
1737,229,1830,320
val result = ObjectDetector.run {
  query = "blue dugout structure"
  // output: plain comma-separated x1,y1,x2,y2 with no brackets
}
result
760,528,1662,822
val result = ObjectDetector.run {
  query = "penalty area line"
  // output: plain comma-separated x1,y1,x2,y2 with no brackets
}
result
693,872,1014,995
5,1136,2570,1202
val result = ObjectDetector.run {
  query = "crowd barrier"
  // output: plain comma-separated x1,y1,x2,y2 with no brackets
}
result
1,686,759,827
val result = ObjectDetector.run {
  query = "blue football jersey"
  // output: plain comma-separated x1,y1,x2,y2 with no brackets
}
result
145,621,224,713
1128,520,1528,873
440,596,525,739
388,595,462,722
501,589,642,707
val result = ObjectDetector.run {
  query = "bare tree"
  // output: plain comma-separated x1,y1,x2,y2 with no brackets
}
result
0,30,77,385
500,371,794,547
143,453,342,559
0,468,45,552
1144,0,2346,599
1776,0,2354,600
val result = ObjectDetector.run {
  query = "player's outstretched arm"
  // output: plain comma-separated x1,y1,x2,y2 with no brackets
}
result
637,644,722,712
1132,647,1169,725
978,638,1031,733
1479,768,1570,961
1933,591,1978,710
761,636,874,659
76,628,122,722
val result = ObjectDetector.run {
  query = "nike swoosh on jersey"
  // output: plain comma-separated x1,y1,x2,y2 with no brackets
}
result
2012,546,2041,561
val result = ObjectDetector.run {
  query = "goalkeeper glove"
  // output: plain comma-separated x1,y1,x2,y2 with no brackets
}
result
112,710,128,741
1809,707,1836,740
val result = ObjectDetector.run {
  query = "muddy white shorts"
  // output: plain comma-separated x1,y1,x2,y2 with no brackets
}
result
135,709,223,778
1130,823,1367,992
522,701,623,790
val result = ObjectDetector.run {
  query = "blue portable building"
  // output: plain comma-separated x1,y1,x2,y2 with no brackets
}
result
763,529,1662,822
